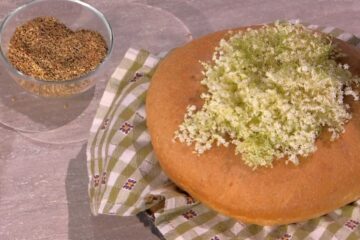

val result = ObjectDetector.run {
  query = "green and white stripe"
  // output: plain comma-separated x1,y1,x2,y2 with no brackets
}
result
87,21,360,239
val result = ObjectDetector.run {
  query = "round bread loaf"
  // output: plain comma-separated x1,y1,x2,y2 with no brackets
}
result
146,26,360,225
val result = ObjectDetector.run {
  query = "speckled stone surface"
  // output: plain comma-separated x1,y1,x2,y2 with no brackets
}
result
1,0,360,239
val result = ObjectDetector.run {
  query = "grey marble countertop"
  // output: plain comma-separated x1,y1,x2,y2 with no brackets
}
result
1,0,360,239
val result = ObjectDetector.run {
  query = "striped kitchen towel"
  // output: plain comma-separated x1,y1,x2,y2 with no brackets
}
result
87,21,360,240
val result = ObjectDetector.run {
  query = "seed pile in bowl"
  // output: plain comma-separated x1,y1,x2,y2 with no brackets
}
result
174,22,360,168
8,16,108,81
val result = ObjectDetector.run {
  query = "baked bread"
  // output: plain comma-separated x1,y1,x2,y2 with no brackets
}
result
146,26,360,225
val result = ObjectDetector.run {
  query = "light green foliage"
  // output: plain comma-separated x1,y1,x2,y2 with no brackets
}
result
174,22,360,168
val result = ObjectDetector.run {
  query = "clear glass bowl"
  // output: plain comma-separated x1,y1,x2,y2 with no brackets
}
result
0,0,113,97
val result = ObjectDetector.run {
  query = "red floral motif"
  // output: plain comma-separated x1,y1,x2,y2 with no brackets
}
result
93,175,100,187
120,122,134,134
182,210,197,220
185,196,196,205
123,178,137,190
211,236,220,240
344,219,359,231
130,72,144,82
278,233,292,240
101,118,110,130
101,172,107,184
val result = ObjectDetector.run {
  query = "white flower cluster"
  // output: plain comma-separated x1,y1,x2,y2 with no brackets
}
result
174,22,360,168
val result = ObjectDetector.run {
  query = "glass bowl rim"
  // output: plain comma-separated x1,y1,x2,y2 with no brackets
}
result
0,0,114,85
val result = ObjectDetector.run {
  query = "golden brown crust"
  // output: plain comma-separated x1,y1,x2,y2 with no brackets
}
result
146,26,360,225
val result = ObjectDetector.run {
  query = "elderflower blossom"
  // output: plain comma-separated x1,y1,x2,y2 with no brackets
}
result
174,22,360,168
